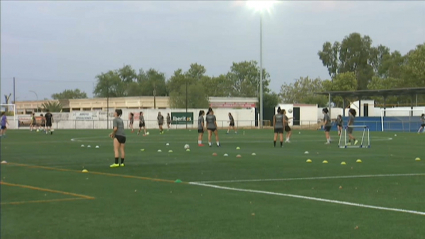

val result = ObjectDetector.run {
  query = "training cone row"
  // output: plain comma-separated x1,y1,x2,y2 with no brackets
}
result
81,145,100,148
306,159,362,164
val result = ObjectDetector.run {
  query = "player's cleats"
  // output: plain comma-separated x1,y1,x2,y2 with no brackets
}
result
354,140,358,145
198,144,205,147
120,163,125,167
110,163,120,168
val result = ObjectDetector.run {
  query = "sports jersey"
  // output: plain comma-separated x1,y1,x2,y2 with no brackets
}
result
274,114,283,129
323,113,332,126
167,115,171,123
348,114,355,125
229,115,234,123
139,115,144,123
1,115,7,126
336,117,343,125
157,115,164,124
421,115,425,123
45,113,53,122
283,115,289,126
198,116,204,130
113,117,126,136
206,114,216,129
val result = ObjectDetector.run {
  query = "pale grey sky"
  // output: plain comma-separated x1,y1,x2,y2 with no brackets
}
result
1,1,424,102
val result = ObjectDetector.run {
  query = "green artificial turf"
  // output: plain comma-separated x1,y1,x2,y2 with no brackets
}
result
1,128,424,239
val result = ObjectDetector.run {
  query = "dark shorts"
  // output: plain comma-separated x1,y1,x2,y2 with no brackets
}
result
139,122,145,127
274,128,283,134
46,121,52,127
198,129,204,133
230,122,235,127
167,121,171,125
347,127,354,134
285,126,291,132
1,126,6,130
207,128,217,132
158,123,163,126
337,124,342,127
115,135,126,144
324,126,331,132
421,124,425,127
130,120,134,125
32,121,36,125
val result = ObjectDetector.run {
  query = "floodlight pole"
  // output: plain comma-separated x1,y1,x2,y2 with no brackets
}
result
259,13,264,129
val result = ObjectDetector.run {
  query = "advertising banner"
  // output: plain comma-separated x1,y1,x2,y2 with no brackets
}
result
171,112,193,125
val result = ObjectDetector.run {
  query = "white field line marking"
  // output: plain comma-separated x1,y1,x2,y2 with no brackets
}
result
194,173,425,184
189,182,425,216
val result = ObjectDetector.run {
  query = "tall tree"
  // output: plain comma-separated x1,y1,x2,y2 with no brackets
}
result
279,77,327,106
201,75,232,97
402,43,425,87
52,89,88,100
322,72,357,107
318,33,380,90
226,61,271,97
93,70,127,97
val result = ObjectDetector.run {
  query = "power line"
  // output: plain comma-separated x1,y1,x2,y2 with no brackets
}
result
9,78,96,83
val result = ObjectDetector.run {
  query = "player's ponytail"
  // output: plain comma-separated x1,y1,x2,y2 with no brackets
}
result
322,108,329,114
199,110,204,116
349,108,356,116
277,107,281,113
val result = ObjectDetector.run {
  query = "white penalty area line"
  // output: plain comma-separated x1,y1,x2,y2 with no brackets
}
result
194,173,425,184
189,182,425,216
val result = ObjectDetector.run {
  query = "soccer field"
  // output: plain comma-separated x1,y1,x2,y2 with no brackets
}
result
1,128,424,239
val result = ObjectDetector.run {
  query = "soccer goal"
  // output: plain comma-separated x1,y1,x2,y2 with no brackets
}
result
380,108,425,132
0,104,17,129
338,125,370,149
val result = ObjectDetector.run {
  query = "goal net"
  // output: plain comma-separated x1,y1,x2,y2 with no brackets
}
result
338,125,370,149
380,108,425,132
0,104,17,129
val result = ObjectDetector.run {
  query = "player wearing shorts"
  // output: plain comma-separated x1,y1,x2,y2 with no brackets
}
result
273,107,284,147
198,110,205,146
129,113,134,133
226,112,237,134
44,110,53,135
137,112,147,136
157,112,164,134
1,112,8,137
336,115,343,136
39,114,46,132
206,108,220,147
166,113,171,130
109,109,126,168
30,113,36,131
347,109,358,145
282,109,292,143
418,114,425,134
322,108,332,144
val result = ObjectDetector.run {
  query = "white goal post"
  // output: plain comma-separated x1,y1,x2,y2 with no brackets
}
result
338,125,370,149
380,108,425,132
0,104,17,129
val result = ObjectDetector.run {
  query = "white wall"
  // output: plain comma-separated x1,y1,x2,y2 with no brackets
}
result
276,104,319,126
13,108,256,130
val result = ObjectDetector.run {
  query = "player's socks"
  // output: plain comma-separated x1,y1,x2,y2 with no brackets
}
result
208,142,212,147
121,158,124,164
273,141,276,147
198,140,202,144
216,142,220,147
115,158,119,164
280,141,283,147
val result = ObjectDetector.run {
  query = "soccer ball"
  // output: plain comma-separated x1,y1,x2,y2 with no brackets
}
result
184,144,190,150
146,132,150,135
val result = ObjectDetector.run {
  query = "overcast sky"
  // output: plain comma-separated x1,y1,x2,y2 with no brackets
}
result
1,1,424,102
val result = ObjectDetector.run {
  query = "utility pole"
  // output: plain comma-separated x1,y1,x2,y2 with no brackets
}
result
185,81,188,129
106,82,109,129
